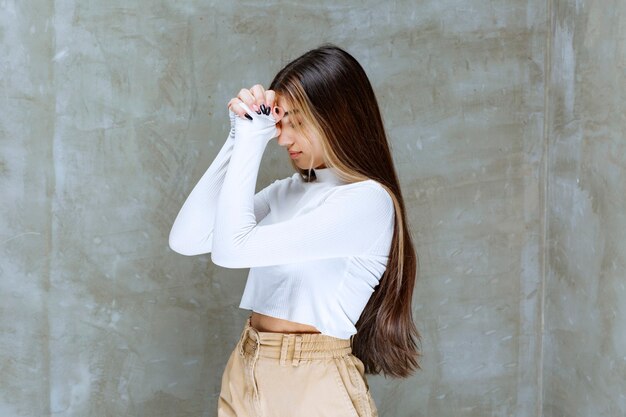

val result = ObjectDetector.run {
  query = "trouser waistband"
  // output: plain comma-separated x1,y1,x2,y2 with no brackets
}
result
237,315,352,367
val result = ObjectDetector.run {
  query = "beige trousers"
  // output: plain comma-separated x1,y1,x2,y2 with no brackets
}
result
217,315,378,417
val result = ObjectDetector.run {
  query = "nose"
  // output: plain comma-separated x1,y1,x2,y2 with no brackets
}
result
276,124,292,148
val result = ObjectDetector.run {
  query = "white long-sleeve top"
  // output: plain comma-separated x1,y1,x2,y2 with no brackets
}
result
169,105,395,339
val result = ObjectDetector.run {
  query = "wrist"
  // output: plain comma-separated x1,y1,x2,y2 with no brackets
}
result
228,109,237,139
233,103,277,143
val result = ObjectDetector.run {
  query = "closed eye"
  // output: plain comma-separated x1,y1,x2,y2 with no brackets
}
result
283,110,302,129
287,120,302,129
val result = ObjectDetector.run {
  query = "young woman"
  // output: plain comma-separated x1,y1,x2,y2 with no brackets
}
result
169,44,421,417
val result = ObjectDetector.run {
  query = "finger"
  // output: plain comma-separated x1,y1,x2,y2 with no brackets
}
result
227,98,253,120
237,88,257,113
264,90,276,114
250,84,266,114
227,98,244,117
272,105,285,122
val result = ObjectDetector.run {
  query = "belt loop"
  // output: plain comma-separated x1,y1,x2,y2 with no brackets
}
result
248,330,262,413
238,327,249,357
279,334,290,367
292,335,303,367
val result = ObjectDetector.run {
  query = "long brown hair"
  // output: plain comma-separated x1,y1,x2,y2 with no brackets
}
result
269,44,422,378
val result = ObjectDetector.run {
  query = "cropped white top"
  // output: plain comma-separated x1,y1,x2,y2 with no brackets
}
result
168,104,395,339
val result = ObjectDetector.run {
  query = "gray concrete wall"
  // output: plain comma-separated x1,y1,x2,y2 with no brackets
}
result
543,1,626,416
0,1,622,417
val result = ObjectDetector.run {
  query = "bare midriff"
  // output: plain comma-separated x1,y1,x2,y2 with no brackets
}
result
250,311,321,334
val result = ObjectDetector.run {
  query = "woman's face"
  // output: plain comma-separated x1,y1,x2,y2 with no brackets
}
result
275,95,326,169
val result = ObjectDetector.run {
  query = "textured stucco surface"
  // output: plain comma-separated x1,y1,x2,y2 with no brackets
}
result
0,0,622,416
543,1,626,416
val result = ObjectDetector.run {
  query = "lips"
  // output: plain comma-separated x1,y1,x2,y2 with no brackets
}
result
289,152,302,156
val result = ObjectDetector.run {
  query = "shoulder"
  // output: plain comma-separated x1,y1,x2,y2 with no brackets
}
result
339,178,391,196
328,179,395,215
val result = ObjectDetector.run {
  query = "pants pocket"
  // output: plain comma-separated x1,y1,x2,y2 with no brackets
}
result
347,354,378,417
331,355,378,417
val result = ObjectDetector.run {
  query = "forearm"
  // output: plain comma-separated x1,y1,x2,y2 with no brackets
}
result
168,133,236,256
211,107,276,266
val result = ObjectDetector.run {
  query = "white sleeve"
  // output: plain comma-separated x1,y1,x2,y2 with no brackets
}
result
210,104,395,269
168,116,273,256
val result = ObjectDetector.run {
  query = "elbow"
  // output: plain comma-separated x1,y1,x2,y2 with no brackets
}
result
210,251,227,267
210,248,233,268
168,232,206,257
210,245,244,268
211,229,254,268
168,236,193,256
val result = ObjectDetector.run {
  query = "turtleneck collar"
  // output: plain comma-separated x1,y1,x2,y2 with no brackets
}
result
312,166,343,184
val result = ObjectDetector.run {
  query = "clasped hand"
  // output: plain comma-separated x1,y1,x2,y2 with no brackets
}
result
227,84,286,136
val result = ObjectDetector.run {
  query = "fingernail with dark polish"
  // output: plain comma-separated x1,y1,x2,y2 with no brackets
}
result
256,109,262,114
260,104,266,114
245,113,253,120
264,105,271,115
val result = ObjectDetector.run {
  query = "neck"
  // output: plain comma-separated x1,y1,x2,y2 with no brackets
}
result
312,166,343,184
